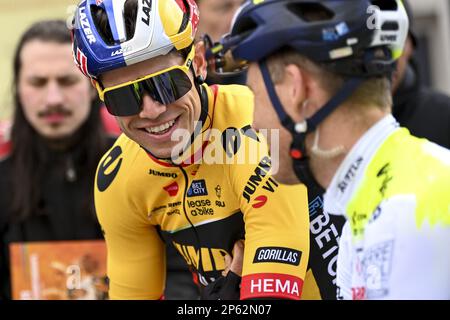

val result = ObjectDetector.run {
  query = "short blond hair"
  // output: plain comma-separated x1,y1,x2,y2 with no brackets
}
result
267,49,392,111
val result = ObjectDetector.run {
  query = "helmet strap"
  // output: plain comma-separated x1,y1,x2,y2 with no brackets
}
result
190,64,209,122
258,59,364,188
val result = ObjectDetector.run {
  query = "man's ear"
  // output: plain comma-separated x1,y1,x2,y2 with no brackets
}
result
193,41,208,79
287,64,326,119
285,64,305,104
276,64,307,122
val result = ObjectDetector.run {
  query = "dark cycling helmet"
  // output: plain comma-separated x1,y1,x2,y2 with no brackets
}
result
72,0,199,79
214,0,409,187
228,0,409,77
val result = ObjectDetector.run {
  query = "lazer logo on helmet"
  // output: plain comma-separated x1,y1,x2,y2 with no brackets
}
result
111,47,132,57
78,6,96,45
141,0,152,26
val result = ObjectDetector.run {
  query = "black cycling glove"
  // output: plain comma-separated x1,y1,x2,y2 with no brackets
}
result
201,271,241,300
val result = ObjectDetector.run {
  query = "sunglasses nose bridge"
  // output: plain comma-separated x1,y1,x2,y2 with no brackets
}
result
103,67,193,117
138,94,167,120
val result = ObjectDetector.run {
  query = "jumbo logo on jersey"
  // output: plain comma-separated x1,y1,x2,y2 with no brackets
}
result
149,169,178,178
172,242,228,286
253,247,302,266
242,156,279,204
187,180,208,197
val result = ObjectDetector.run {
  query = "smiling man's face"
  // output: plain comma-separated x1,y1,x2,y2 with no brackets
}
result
101,52,202,159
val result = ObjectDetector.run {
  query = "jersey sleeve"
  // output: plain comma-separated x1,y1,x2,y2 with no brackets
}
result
94,145,166,300
228,134,310,300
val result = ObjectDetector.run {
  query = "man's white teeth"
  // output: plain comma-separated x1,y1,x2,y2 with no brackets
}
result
146,119,176,134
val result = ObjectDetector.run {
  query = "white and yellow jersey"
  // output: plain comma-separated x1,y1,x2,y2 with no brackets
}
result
324,115,450,299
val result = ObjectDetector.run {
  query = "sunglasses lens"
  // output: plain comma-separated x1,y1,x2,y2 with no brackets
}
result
104,69,192,117
145,69,193,105
104,82,143,117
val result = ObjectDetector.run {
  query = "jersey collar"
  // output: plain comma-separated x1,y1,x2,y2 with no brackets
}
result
324,114,399,218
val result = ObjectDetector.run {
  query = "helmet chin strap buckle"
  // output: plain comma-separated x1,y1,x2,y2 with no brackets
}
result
290,148,303,160
295,121,308,133
291,121,308,160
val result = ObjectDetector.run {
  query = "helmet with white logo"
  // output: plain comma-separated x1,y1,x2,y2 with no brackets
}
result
72,0,199,79
223,0,409,77
212,0,410,187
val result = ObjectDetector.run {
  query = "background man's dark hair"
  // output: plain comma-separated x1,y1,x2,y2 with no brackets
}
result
10,19,109,221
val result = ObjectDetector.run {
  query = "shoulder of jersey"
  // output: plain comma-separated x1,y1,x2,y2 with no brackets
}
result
215,84,254,118
110,133,143,160
379,133,450,198
96,133,144,193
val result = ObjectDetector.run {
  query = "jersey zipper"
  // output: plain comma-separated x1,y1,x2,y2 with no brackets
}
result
179,165,208,284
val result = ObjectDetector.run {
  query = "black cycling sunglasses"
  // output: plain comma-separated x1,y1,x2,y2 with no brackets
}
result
97,47,195,117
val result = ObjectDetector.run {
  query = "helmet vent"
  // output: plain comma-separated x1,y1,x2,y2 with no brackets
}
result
287,3,334,22
91,0,138,46
381,21,399,31
123,0,138,40
370,0,398,11
234,16,258,35
91,5,115,45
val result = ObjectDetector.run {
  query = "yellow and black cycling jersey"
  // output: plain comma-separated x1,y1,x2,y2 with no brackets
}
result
95,84,310,300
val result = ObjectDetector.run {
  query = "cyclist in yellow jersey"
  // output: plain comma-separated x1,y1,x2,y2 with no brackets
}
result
71,0,309,300
216,0,450,299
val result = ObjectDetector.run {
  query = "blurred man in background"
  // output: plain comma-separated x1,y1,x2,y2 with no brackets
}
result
0,19,114,299
197,0,247,85
0,19,198,300
392,0,450,149
196,0,245,42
